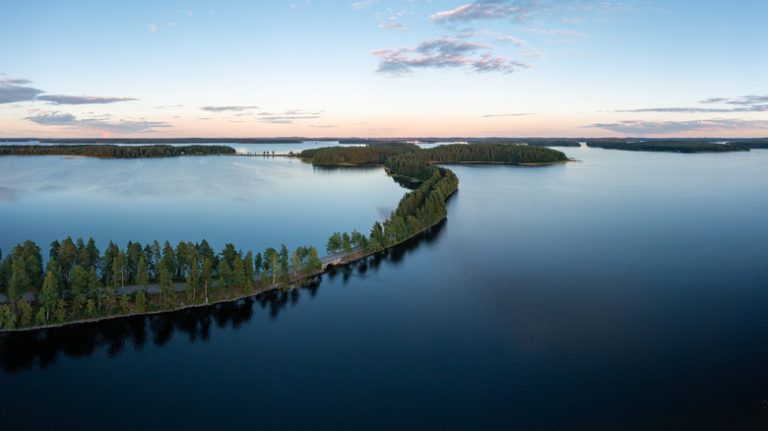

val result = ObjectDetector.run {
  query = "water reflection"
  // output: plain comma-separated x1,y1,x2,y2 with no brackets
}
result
0,220,446,373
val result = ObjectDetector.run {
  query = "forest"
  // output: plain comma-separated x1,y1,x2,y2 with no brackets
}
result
301,143,569,165
0,238,325,329
0,144,236,158
583,140,747,153
0,138,302,144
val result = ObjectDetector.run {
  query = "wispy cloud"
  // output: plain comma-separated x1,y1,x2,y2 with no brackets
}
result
201,105,259,112
37,95,138,105
379,21,407,31
588,118,768,135
619,94,768,113
26,111,170,133
431,0,536,23
709,94,768,106
374,37,529,75
146,23,161,32
257,109,323,124
490,32,528,47
0,78,44,103
351,0,376,10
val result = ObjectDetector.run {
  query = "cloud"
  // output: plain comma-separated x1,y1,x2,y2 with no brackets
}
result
25,112,77,125
716,95,768,106
200,105,259,112
310,124,338,128
481,112,533,118
587,119,768,135
379,21,407,31
431,0,535,23
490,33,528,47
0,78,44,103
37,95,138,105
373,37,529,75
146,23,160,32
257,109,323,124
1,77,138,106
351,0,376,9
619,94,768,113
26,111,170,133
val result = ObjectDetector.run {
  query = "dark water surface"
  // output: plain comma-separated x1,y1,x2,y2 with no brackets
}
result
1,148,767,430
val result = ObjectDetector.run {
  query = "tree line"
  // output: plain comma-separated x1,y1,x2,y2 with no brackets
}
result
0,238,323,329
0,145,237,158
324,157,458,261
301,143,568,166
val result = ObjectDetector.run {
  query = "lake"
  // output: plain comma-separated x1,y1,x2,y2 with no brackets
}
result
1,147,767,430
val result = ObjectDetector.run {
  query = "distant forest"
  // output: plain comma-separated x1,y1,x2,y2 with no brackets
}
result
0,145,236,158
338,137,768,152
0,138,302,144
2,137,767,153
300,143,569,165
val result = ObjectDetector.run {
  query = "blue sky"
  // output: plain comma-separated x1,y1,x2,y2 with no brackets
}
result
0,0,766,138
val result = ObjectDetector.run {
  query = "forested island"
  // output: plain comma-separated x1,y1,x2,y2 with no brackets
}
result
582,139,751,153
339,137,768,152
300,142,569,165
3,137,767,153
0,144,236,158
0,138,303,144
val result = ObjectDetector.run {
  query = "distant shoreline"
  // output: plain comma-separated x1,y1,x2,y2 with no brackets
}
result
2,137,766,153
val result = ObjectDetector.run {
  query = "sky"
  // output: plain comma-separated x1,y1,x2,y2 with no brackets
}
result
0,0,766,138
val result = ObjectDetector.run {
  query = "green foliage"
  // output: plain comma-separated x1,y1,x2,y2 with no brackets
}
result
232,256,247,289
85,299,97,319
585,139,750,153
217,260,232,290
17,299,32,327
34,307,46,326
137,256,149,292
0,304,17,330
279,245,290,282
307,247,322,272
202,258,213,303
243,252,255,292
134,290,147,313
0,144,237,158
300,144,418,165
53,299,67,323
301,143,567,166
423,143,567,164
159,265,173,305
40,269,59,322
326,233,343,255
118,294,130,314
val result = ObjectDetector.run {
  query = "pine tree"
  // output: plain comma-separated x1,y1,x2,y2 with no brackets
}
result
159,265,173,306
39,269,59,322
202,257,212,303
137,255,149,293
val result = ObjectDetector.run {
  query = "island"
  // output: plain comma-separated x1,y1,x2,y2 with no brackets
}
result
0,143,567,331
0,144,237,158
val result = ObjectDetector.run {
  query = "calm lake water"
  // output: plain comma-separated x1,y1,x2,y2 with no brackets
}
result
1,147,767,430
0,153,404,255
